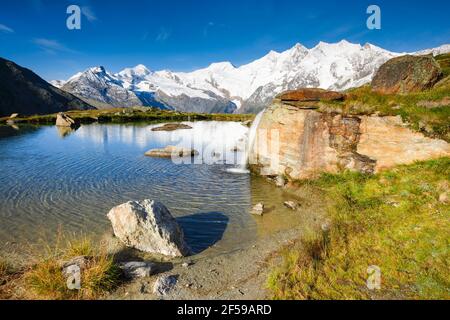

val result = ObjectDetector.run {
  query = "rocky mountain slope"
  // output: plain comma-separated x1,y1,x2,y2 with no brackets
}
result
0,57,94,117
53,41,450,114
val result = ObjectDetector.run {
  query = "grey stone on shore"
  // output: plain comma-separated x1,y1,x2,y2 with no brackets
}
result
153,275,178,296
119,261,155,279
107,199,190,257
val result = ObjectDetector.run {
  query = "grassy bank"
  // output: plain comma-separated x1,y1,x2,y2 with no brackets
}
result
0,107,254,126
0,236,122,300
316,53,450,142
268,158,450,300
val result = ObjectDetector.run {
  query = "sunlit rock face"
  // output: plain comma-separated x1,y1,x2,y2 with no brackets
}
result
250,103,450,180
357,116,450,171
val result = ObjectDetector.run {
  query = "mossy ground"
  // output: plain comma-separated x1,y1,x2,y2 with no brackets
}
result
268,158,450,300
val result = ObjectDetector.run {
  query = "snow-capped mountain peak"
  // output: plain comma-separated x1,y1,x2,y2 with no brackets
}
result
117,64,152,79
55,41,450,114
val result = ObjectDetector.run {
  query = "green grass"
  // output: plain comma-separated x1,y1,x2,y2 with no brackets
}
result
0,107,254,125
1,235,123,300
314,54,450,141
268,158,450,300
317,83,450,141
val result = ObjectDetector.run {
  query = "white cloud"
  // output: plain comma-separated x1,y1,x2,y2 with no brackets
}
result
81,6,97,22
0,24,14,33
33,38,77,54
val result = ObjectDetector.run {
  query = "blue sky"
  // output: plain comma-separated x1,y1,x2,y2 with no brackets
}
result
0,0,449,81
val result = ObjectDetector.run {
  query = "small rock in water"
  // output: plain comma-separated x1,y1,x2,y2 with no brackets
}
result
151,123,193,132
275,175,286,187
56,112,79,128
145,145,199,158
119,261,155,279
153,275,178,296
283,201,299,210
242,120,252,127
251,203,265,216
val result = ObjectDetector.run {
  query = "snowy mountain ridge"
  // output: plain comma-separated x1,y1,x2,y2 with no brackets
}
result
53,41,450,113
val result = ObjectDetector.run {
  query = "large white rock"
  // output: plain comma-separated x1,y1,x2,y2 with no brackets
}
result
107,200,190,257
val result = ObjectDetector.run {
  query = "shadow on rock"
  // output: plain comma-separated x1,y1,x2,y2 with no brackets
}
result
177,212,229,255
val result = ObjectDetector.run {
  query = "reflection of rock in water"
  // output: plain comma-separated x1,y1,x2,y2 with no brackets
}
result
57,125,78,138
0,124,40,139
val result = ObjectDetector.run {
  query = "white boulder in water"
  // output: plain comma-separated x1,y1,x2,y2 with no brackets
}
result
107,200,190,257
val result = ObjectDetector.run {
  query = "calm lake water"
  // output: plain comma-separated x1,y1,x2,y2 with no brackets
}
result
0,121,302,257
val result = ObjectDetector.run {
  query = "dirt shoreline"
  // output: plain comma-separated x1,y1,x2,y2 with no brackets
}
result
108,184,328,300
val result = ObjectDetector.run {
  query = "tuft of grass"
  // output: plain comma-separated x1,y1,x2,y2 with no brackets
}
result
22,236,122,300
0,259,19,299
268,157,450,300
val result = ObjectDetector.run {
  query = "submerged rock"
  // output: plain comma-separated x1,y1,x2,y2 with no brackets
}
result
107,199,190,257
283,201,299,210
372,55,442,94
145,145,199,158
251,203,265,216
241,120,253,127
56,112,79,128
153,275,178,296
275,175,286,187
151,123,193,131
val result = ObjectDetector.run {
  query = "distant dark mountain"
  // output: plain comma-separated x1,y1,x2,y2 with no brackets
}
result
0,57,95,117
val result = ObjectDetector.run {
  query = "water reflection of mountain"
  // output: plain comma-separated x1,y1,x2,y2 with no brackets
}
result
76,121,249,164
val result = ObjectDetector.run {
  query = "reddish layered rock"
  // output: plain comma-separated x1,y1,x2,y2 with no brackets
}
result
276,88,345,102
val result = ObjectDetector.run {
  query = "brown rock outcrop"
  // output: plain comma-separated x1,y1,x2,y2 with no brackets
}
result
274,88,345,109
371,55,443,94
276,88,345,102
